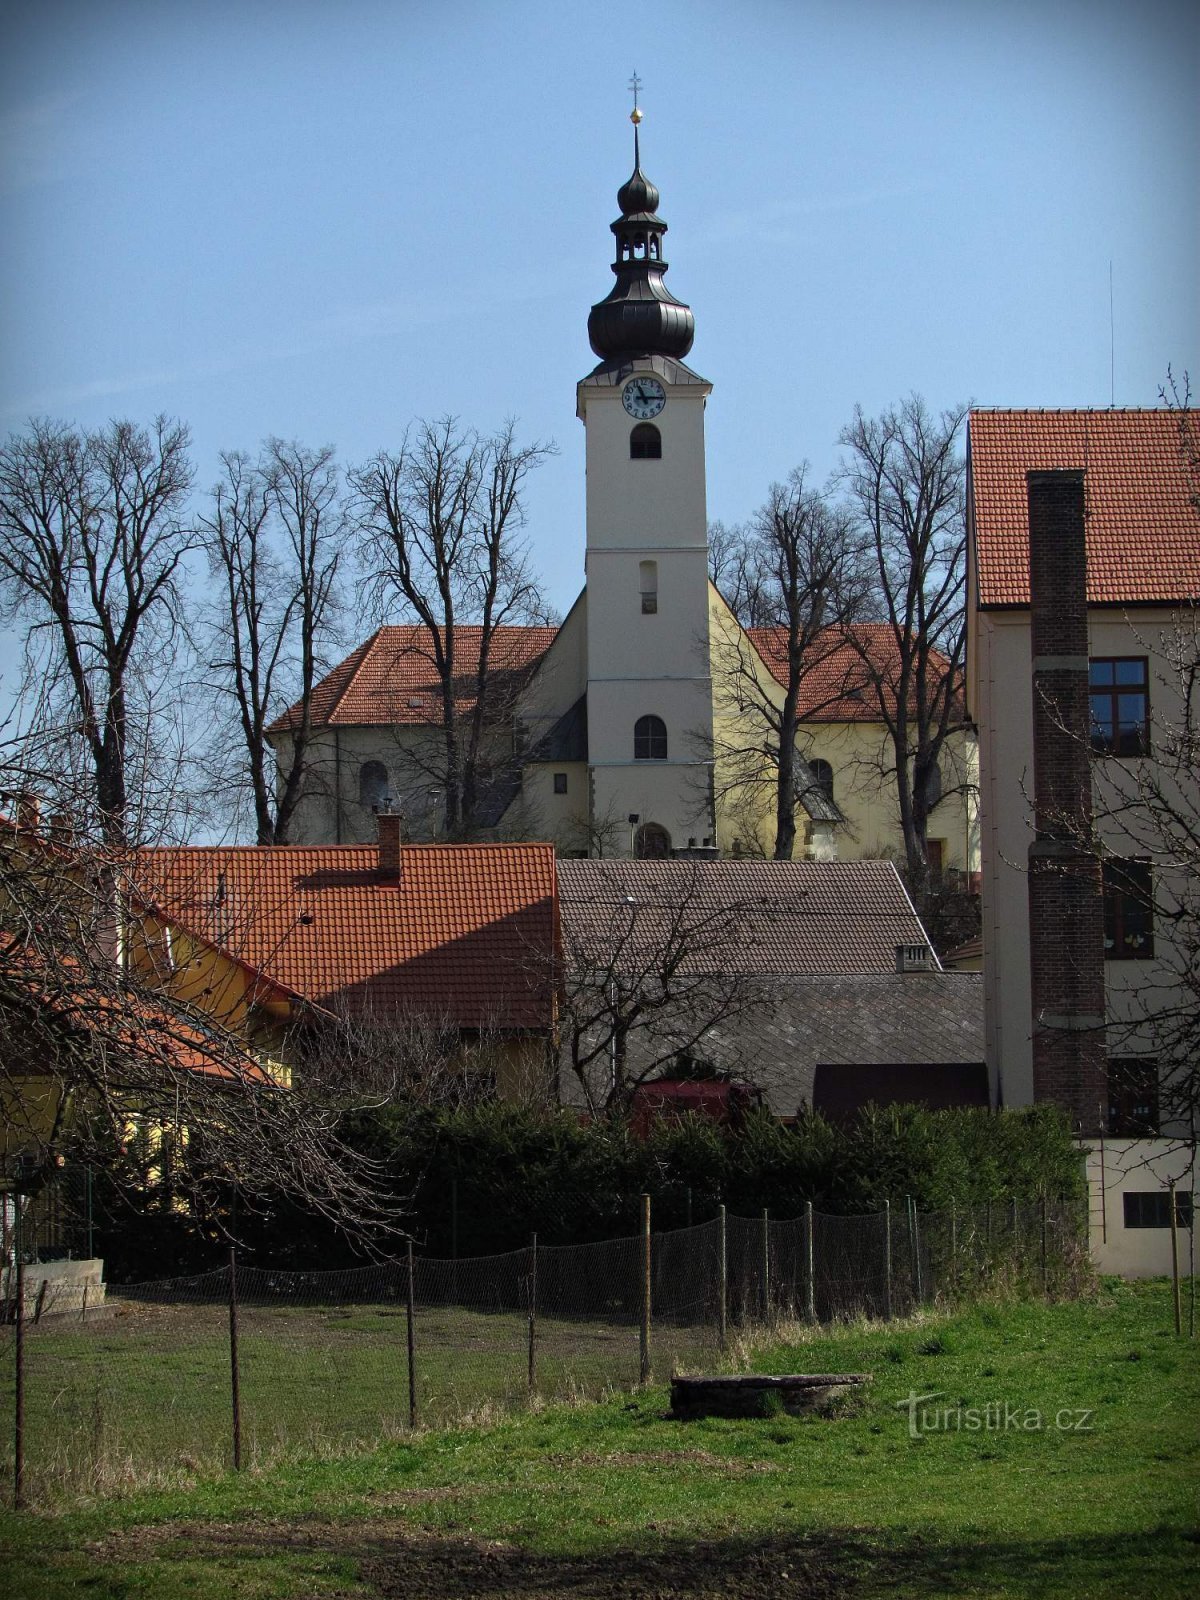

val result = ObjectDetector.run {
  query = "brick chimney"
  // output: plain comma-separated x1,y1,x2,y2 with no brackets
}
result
15,791,41,834
1026,470,1106,1133
377,811,402,883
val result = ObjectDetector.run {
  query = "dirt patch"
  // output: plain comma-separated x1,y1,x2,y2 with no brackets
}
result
89,1515,866,1597
548,1449,780,1476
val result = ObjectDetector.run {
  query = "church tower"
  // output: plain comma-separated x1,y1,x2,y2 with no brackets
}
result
577,101,716,858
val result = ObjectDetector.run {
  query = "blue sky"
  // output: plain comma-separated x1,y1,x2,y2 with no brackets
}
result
2,0,1197,638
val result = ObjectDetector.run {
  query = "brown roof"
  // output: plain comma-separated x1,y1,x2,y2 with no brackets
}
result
268,625,559,733
968,408,1200,608
747,623,957,722
132,842,559,1031
557,859,935,977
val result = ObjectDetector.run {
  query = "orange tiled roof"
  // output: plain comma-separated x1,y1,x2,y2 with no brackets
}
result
132,842,558,1031
968,409,1200,608
268,625,559,733
747,623,956,722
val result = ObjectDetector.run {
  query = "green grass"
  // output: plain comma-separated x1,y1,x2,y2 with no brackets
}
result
1,1280,1197,1598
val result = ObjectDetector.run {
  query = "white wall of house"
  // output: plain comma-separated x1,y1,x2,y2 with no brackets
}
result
1082,1138,1197,1278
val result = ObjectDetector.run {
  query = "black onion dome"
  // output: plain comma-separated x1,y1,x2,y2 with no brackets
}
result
587,127,694,363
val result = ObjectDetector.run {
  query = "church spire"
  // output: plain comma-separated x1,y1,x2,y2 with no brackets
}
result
587,87,695,364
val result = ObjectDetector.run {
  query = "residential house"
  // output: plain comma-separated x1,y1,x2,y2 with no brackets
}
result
966,407,1199,1274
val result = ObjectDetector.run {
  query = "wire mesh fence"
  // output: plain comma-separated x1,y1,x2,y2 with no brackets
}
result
1,1195,1088,1506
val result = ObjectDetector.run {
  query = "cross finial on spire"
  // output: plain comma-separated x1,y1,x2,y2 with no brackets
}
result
628,72,644,125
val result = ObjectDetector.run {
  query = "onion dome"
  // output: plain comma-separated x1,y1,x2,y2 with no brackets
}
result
587,123,695,363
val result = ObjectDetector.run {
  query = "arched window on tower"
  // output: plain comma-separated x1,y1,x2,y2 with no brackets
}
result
630,423,661,460
359,760,390,811
635,822,671,859
639,559,658,614
634,715,668,761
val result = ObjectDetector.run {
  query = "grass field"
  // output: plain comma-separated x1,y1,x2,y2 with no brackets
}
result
1,1279,1196,1598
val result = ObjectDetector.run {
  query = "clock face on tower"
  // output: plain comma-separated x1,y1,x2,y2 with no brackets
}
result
622,376,666,419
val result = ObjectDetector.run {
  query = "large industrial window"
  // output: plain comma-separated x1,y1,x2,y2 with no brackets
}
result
1090,657,1150,755
1107,1058,1159,1135
634,714,668,761
1103,859,1154,960
630,423,661,459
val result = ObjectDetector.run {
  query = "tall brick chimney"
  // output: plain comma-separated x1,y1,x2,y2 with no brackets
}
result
377,810,402,883
1026,470,1106,1133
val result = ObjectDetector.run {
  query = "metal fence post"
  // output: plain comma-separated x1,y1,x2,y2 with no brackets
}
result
717,1205,728,1350
760,1209,770,1325
883,1200,893,1320
805,1201,816,1323
639,1194,652,1384
227,1246,242,1473
406,1241,417,1429
1040,1195,1049,1295
527,1233,538,1400
908,1197,923,1304
13,1255,25,1510
949,1198,958,1296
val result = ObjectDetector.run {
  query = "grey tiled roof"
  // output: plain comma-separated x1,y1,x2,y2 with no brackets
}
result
556,859,934,977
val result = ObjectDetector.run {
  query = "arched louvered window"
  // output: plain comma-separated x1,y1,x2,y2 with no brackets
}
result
635,822,671,859
359,760,390,810
630,423,662,460
634,715,668,761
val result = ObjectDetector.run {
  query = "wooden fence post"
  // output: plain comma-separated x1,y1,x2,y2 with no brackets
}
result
406,1241,417,1429
717,1205,728,1350
639,1194,652,1385
13,1256,25,1510
227,1246,242,1473
527,1233,538,1400
805,1201,816,1323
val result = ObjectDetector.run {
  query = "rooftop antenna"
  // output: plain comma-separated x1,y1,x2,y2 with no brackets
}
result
1108,260,1115,407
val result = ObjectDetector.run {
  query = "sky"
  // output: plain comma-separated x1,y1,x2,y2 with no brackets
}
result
1,0,1197,660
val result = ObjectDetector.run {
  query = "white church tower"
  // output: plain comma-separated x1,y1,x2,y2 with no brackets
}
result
577,102,717,858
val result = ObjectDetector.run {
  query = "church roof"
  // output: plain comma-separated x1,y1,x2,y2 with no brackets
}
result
968,408,1200,608
268,624,559,733
131,842,558,1031
747,623,959,724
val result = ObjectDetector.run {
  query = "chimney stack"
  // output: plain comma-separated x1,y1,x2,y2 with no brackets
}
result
15,791,41,834
1026,470,1106,1133
377,811,402,882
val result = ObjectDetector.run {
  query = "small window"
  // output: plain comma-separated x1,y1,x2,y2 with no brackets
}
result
635,822,671,859
1107,1059,1159,1135
1090,657,1150,756
553,772,568,795
1123,1191,1193,1230
630,423,662,460
809,758,834,804
926,839,945,876
639,558,658,614
634,714,668,761
1103,859,1154,960
359,760,389,810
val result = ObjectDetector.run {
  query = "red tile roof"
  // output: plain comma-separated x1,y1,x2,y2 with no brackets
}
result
268,625,559,733
968,409,1200,608
747,623,956,722
132,842,558,1031
557,859,935,977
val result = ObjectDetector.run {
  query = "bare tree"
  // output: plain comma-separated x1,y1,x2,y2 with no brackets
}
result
836,396,970,897
200,439,346,844
0,417,194,846
709,468,870,859
350,418,554,837
0,757,398,1239
555,863,777,1115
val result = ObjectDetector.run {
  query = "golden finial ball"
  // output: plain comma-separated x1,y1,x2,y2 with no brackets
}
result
630,106,644,125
